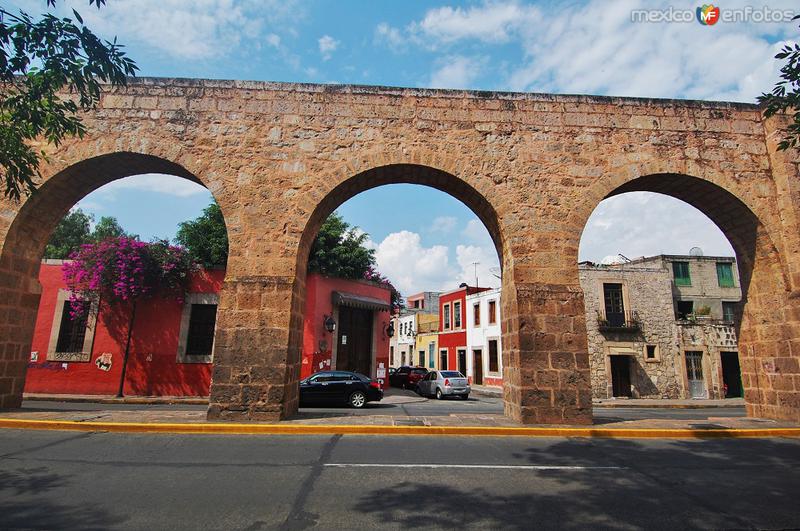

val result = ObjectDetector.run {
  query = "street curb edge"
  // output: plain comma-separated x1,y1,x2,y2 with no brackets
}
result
0,418,798,438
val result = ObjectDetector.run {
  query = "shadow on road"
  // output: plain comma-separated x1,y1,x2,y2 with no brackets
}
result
351,437,800,529
0,467,126,529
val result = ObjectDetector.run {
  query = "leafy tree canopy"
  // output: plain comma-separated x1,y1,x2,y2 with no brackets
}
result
759,15,800,151
44,208,130,259
308,212,403,310
0,0,137,200
175,201,228,268
308,212,375,279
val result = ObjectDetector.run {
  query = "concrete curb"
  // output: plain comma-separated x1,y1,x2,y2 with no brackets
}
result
1,418,798,439
593,403,744,409
23,395,209,405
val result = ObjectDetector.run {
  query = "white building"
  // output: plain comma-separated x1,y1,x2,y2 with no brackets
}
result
465,288,503,386
393,313,417,367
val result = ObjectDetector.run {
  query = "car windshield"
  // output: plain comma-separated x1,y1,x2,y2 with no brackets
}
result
354,372,371,382
441,371,463,378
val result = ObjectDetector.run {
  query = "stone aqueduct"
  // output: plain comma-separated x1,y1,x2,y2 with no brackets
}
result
0,78,799,425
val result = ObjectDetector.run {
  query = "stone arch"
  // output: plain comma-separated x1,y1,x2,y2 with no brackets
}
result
0,151,228,408
281,163,506,414
573,170,798,421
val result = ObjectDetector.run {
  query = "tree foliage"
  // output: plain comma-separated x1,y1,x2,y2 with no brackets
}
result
0,0,137,200
308,212,375,279
175,201,228,267
44,207,91,259
758,15,800,151
44,208,129,259
308,212,403,309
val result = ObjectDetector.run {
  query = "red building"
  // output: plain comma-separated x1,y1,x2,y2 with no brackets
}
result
438,285,490,375
25,260,224,397
24,263,392,397
302,273,392,388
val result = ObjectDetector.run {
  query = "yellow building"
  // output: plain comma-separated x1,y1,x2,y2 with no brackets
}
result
414,313,439,370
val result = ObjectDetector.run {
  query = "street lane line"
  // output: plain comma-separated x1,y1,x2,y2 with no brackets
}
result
323,463,626,470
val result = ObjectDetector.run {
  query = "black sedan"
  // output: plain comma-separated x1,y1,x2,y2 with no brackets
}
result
299,371,383,408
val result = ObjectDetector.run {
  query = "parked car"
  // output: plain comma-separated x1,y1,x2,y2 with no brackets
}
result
299,371,383,408
389,366,428,389
417,370,471,400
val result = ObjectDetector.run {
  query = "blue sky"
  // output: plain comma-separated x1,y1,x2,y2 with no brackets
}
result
12,0,796,294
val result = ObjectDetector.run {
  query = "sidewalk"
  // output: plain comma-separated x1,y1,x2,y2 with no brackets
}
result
23,393,209,405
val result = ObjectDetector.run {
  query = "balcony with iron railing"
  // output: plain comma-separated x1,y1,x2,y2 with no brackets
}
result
596,310,641,333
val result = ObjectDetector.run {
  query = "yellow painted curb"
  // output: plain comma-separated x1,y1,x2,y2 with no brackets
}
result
1,418,799,438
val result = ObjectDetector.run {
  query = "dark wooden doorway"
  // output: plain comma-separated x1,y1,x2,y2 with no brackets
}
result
721,351,742,398
457,349,467,375
473,349,483,385
336,306,373,375
610,355,631,397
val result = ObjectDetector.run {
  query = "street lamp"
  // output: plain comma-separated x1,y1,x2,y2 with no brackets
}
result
385,321,394,338
323,315,336,333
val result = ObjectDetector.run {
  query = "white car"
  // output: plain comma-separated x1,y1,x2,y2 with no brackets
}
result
417,370,470,400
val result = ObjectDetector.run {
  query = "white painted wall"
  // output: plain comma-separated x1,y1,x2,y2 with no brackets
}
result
465,289,503,383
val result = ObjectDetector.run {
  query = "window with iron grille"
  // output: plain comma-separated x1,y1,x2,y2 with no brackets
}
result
473,303,480,326
443,304,451,330
722,302,737,322
55,301,88,353
603,283,625,327
454,301,461,328
488,300,497,324
185,304,217,357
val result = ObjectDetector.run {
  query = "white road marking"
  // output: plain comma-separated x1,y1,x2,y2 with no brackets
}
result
324,463,626,470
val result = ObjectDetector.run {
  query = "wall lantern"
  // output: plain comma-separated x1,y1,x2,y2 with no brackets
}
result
385,321,394,338
323,315,336,333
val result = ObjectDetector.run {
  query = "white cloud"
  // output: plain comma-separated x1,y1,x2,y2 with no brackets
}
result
455,244,501,289
373,231,454,295
318,34,339,61
375,23,406,52
265,33,281,48
430,216,458,234
428,55,485,89
385,0,794,102
410,2,540,45
71,0,302,60
579,192,736,262
93,174,209,198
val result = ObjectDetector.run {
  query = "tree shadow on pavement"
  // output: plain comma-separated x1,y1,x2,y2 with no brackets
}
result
352,437,800,530
0,466,126,529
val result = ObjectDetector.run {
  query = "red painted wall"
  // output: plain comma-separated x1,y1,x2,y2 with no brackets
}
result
24,263,224,397
302,273,392,388
439,287,490,372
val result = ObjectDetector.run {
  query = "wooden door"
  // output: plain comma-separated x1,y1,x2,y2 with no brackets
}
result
336,307,373,375
610,355,631,397
473,349,483,385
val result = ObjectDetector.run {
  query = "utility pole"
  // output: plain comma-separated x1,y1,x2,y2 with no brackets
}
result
472,261,479,287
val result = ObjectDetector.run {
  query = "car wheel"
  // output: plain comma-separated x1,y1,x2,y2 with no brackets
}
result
349,391,367,409
436,388,443,400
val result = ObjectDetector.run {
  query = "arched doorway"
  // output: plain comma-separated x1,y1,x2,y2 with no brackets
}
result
0,152,229,407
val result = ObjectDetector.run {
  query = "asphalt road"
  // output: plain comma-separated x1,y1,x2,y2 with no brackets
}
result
21,394,747,422
0,429,798,530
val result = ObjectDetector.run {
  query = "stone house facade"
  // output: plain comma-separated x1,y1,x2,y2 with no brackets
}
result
579,255,743,400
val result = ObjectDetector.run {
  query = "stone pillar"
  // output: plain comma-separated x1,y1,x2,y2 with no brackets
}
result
207,275,301,421
503,282,593,425
0,252,41,409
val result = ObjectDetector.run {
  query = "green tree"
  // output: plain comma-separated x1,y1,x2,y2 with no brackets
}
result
43,208,91,259
0,0,137,200
175,201,229,267
91,215,127,242
308,212,375,279
759,15,800,151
